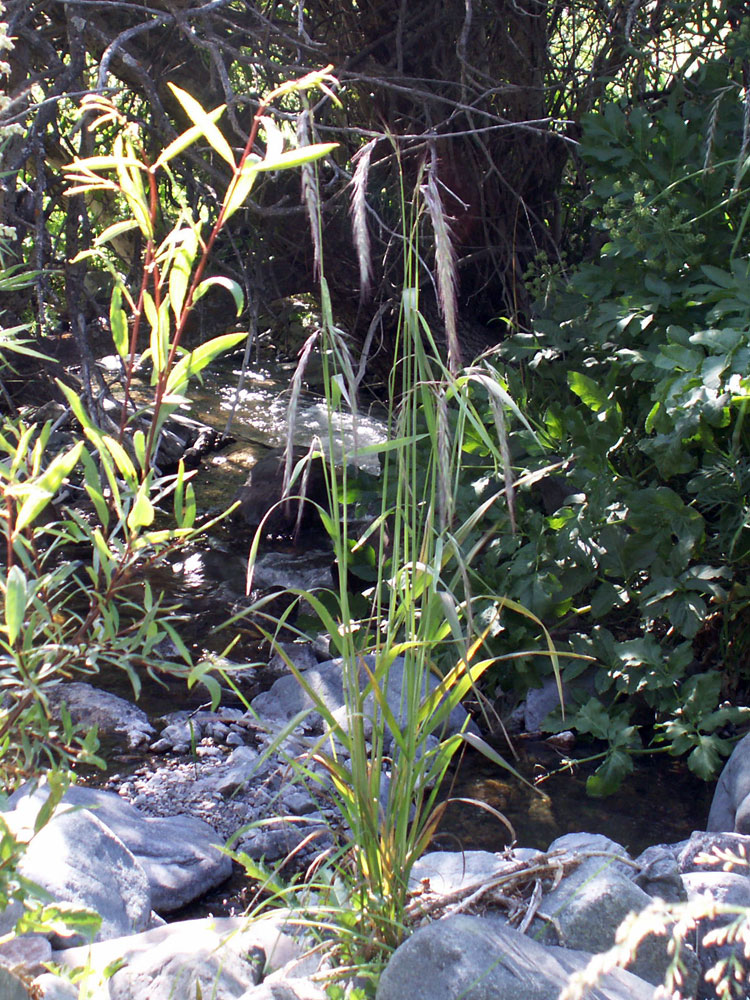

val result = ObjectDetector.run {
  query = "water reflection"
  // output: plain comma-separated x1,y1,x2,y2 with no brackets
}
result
437,743,714,855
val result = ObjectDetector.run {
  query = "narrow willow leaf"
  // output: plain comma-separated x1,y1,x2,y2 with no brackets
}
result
95,219,140,247
192,276,244,316
127,485,155,530
64,154,143,172
221,159,260,222
167,228,199,321
143,291,168,380
5,565,27,646
101,435,137,487
133,429,147,472
114,135,152,238
57,379,96,432
255,142,338,173
109,284,129,358
80,448,109,528
15,441,84,532
166,330,247,395
259,116,284,161
154,105,228,169
164,85,234,168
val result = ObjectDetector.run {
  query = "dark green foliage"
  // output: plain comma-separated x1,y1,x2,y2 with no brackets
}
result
476,56,750,791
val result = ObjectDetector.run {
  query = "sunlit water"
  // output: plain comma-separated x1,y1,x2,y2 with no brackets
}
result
190,359,387,473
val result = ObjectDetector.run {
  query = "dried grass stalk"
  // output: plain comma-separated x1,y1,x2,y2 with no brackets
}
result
284,329,319,507
350,138,376,299
422,162,462,374
298,110,322,278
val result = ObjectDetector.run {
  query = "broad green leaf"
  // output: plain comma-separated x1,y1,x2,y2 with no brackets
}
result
166,330,246,395
154,104,228,169
567,371,609,412
688,736,723,780
221,159,260,222
192,276,243,317
586,749,633,797
5,565,27,646
255,142,338,173
109,284,129,359
163,85,234,169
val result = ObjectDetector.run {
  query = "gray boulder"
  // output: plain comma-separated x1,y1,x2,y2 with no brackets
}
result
409,848,542,896
537,834,698,990
46,681,154,749
633,845,687,903
6,783,232,914
0,933,52,976
31,974,79,999
241,980,327,999
707,733,750,833
682,871,750,1000
234,448,328,536
0,967,31,1000
107,940,262,1000
677,830,750,876
13,806,152,946
251,655,475,746
54,915,303,993
375,914,657,1000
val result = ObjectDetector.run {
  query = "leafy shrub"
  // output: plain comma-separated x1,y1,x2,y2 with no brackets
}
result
479,55,750,791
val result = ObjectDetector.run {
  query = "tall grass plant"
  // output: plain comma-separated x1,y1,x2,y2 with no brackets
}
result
229,160,563,986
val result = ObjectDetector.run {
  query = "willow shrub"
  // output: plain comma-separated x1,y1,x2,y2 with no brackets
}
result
0,70,338,943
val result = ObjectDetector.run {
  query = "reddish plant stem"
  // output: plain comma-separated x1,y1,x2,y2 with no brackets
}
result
143,97,272,467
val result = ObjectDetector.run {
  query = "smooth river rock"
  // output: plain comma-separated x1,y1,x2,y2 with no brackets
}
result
251,654,476,747
46,681,155,749
5,782,232,915
376,914,657,1000
12,806,152,947
707,732,750,833
50,914,303,1000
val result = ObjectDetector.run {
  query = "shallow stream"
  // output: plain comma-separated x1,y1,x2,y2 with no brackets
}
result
105,351,718,862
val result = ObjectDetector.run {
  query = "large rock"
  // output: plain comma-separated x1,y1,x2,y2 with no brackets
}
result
251,655,475,747
53,914,303,998
0,933,52,976
633,845,687,903
707,733,750,833
536,833,698,990
46,681,154,749
6,783,232,914
375,914,657,1000
0,967,30,1000
682,871,750,1000
409,848,542,896
10,806,152,946
678,830,750,875
107,939,261,1000
234,448,328,536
